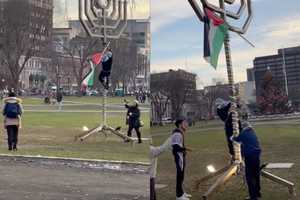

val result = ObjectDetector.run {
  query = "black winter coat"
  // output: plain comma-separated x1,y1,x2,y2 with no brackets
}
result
125,104,141,128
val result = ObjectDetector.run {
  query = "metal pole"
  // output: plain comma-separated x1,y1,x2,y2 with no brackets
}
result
102,9,108,126
282,48,289,96
103,89,107,126
219,0,242,162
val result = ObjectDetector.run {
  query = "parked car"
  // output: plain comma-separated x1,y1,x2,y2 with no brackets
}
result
87,90,99,96
161,117,173,124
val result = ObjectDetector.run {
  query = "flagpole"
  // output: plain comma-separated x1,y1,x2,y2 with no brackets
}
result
219,0,242,163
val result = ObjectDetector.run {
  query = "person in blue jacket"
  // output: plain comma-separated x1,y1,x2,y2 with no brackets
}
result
232,120,262,200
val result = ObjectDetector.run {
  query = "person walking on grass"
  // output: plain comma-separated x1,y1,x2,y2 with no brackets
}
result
171,118,192,200
124,100,142,143
56,89,63,111
2,91,23,151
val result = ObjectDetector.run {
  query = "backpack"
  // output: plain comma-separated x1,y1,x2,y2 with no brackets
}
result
4,103,21,118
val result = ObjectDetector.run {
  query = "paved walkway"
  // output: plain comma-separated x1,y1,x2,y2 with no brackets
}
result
0,157,149,200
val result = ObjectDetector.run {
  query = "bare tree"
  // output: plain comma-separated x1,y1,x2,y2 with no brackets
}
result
110,37,138,93
0,0,51,90
203,85,229,118
257,70,290,114
54,35,138,95
55,36,101,95
150,92,170,125
151,71,195,119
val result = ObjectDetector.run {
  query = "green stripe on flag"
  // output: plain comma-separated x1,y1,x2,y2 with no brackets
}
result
210,24,228,68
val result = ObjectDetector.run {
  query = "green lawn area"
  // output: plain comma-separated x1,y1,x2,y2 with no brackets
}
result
20,96,137,105
151,120,300,200
0,111,150,163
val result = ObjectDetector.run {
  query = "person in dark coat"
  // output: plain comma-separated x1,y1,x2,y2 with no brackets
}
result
232,121,262,200
125,100,142,143
56,89,63,111
98,49,113,90
215,98,242,160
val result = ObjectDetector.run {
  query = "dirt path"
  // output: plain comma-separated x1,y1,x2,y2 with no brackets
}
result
0,157,149,200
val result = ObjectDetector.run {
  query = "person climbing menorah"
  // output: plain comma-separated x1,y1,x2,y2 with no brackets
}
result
98,48,113,90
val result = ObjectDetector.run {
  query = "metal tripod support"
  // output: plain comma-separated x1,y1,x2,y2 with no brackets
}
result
188,0,296,199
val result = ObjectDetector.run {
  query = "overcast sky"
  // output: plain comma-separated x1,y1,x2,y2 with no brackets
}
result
53,0,150,28
151,0,300,88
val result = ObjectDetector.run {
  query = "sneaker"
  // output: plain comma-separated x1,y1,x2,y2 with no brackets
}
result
183,193,192,198
245,197,258,200
176,195,190,200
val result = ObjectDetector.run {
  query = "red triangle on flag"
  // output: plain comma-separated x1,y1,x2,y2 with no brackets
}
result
204,8,225,26
92,52,102,65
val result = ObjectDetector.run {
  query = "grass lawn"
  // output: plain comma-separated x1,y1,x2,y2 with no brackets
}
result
0,111,150,163
151,120,300,200
20,96,137,105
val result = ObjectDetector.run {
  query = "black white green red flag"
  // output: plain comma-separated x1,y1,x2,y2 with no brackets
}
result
81,52,103,87
203,8,228,69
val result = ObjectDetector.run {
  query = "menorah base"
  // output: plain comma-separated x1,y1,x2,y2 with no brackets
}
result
202,163,239,200
75,124,151,146
195,163,296,200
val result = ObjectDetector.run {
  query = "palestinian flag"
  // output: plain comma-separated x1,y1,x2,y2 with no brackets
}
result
81,52,102,88
203,8,228,69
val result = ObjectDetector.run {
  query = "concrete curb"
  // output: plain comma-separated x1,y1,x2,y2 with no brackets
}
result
0,154,151,175
0,154,150,166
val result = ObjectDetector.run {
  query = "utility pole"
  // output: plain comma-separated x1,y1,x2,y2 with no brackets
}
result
282,48,289,96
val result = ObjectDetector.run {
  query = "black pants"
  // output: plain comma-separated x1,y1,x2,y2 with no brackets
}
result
245,154,261,200
127,125,141,143
150,177,156,200
99,71,111,89
6,125,19,150
174,154,185,197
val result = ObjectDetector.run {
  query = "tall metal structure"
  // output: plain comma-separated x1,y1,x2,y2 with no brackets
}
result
79,0,128,42
76,0,144,144
187,0,296,199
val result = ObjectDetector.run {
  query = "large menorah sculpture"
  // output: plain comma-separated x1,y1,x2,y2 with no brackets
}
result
79,0,128,42
76,0,144,144
187,0,296,199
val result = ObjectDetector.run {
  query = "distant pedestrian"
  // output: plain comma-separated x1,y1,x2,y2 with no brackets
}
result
50,91,56,105
2,91,23,151
171,118,192,200
56,89,63,111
